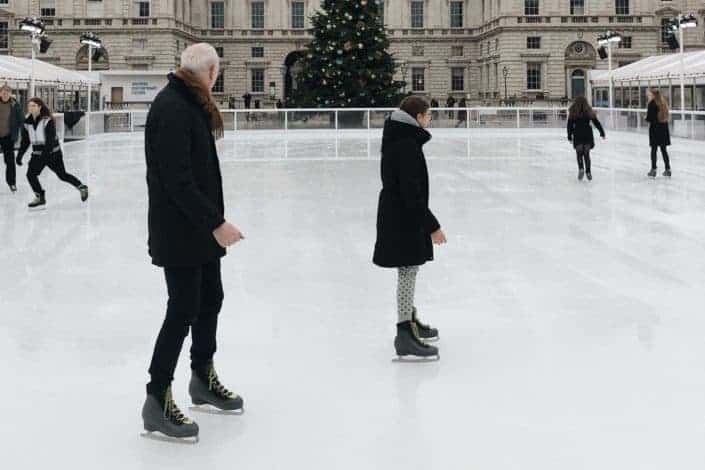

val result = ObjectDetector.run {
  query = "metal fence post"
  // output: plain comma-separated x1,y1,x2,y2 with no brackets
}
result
335,110,339,131
516,108,520,128
234,111,237,131
284,110,288,133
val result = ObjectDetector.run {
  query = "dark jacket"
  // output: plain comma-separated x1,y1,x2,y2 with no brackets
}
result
567,113,605,149
17,115,60,163
645,100,671,147
145,73,226,267
1,98,25,142
373,110,440,268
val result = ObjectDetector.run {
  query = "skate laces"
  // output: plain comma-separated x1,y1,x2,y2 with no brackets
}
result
163,388,190,425
208,367,235,399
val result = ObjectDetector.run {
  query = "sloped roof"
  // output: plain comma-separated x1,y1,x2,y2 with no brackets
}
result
0,55,99,86
590,50,705,85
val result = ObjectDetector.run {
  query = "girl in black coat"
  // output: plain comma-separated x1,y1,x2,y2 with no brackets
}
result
645,89,671,178
16,98,88,208
373,96,446,361
567,96,605,181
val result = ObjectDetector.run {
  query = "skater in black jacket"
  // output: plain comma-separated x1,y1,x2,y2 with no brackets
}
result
16,98,88,208
373,96,447,361
0,85,25,193
567,96,605,181
645,89,671,178
142,43,246,443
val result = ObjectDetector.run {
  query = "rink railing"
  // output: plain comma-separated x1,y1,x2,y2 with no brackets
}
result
594,107,705,141
61,107,705,141
63,107,571,138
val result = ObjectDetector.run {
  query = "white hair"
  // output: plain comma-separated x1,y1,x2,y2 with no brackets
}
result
180,43,219,73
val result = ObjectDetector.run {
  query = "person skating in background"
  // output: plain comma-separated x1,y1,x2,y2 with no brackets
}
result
373,96,447,361
430,98,439,121
645,89,672,178
0,84,25,193
16,98,88,208
446,95,456,119
567,96,605,181
143,43,246,443
455,97,467,128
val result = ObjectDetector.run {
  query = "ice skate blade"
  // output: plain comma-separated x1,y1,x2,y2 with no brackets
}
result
140,431,199,445
393,354,440,363
189,404,244,416
28,206,46,211
421,336,439,343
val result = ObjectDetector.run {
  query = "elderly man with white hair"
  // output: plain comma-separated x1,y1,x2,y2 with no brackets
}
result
142,43,245,442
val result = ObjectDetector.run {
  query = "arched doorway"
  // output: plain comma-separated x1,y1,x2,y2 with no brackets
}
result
564,41,595,99
284,51,305,104
571,69,586,98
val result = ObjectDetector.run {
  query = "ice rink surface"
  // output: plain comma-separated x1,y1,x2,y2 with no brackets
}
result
1,128,705,469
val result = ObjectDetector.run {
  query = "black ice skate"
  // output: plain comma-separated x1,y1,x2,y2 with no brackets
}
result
9,184,16,193
189,362,244,414
586,171,592,181
578,169,585,181
141,386,199,444
394,320,439,362
648,169,657,178
78,185,89,202
28,192,46,209
412,307,439,342
663,169,672,178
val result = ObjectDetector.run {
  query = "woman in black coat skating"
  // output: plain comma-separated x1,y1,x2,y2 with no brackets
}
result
567,96,605,181
373,96,447,361
645,89,671,178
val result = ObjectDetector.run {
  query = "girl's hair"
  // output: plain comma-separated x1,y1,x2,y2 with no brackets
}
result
568,96,595,120
28,97,54,121
649,89,669,123
399,95,430,119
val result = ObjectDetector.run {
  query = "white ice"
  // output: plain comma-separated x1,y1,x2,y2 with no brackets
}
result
1,128,705,469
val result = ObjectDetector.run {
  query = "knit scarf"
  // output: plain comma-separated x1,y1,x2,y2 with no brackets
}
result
174,67,224,140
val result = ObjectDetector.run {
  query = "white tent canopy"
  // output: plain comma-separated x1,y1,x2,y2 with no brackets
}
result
590,50,705,86
0,55,98,88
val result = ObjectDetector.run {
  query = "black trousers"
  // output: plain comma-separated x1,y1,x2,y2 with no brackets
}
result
27,150,82,194
575,144,591,172
650,145,671,170
1,135,15,187
147,258,224,398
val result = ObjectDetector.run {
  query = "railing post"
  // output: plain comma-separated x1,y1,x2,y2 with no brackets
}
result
234,111,238,131
466,107,470,130
516,108,520,128
284,110,288,133
130,111,134,133
367,110,370,130
335,110,339,131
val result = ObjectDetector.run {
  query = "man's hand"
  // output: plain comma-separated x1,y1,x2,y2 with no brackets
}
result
213,222,245,248
431,228,447,245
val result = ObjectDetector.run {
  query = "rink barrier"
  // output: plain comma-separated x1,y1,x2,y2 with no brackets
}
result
60,107,705,141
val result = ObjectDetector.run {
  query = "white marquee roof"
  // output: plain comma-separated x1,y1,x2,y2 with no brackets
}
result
590,50,705,86
0,55,98,87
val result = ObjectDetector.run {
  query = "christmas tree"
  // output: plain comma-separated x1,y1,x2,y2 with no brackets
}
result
289,0,405,108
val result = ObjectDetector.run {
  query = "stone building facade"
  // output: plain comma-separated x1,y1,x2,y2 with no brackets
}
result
0,0,703,107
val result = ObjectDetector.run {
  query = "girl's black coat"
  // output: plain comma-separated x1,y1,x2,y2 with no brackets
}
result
567,114,605,148
645,100,671,147
145,73,226,267
373,116,440,268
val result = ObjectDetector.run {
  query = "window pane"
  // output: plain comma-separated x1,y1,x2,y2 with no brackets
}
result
252,2,264,29
292,2,305,28
451,67,464,91
524,0,538,15
412,68,425,91
615,0,629,15
251,46,264,58
570,0,584,15
211,2,225,29
450,2,463,28
214,72,224,93
527,63,541,90
0,22,7,49
252,69,264,92
411,1,424,28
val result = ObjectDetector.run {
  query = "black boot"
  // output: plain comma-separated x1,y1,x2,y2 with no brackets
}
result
9,184,16,193
412,307,439,342
28,192,46,209
394,320,439,361
648,168,657,178
141,386,199,443
190,362,244,413
586,171,592,181
663,169,672,178
578,169,584,181
78,184,89,202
